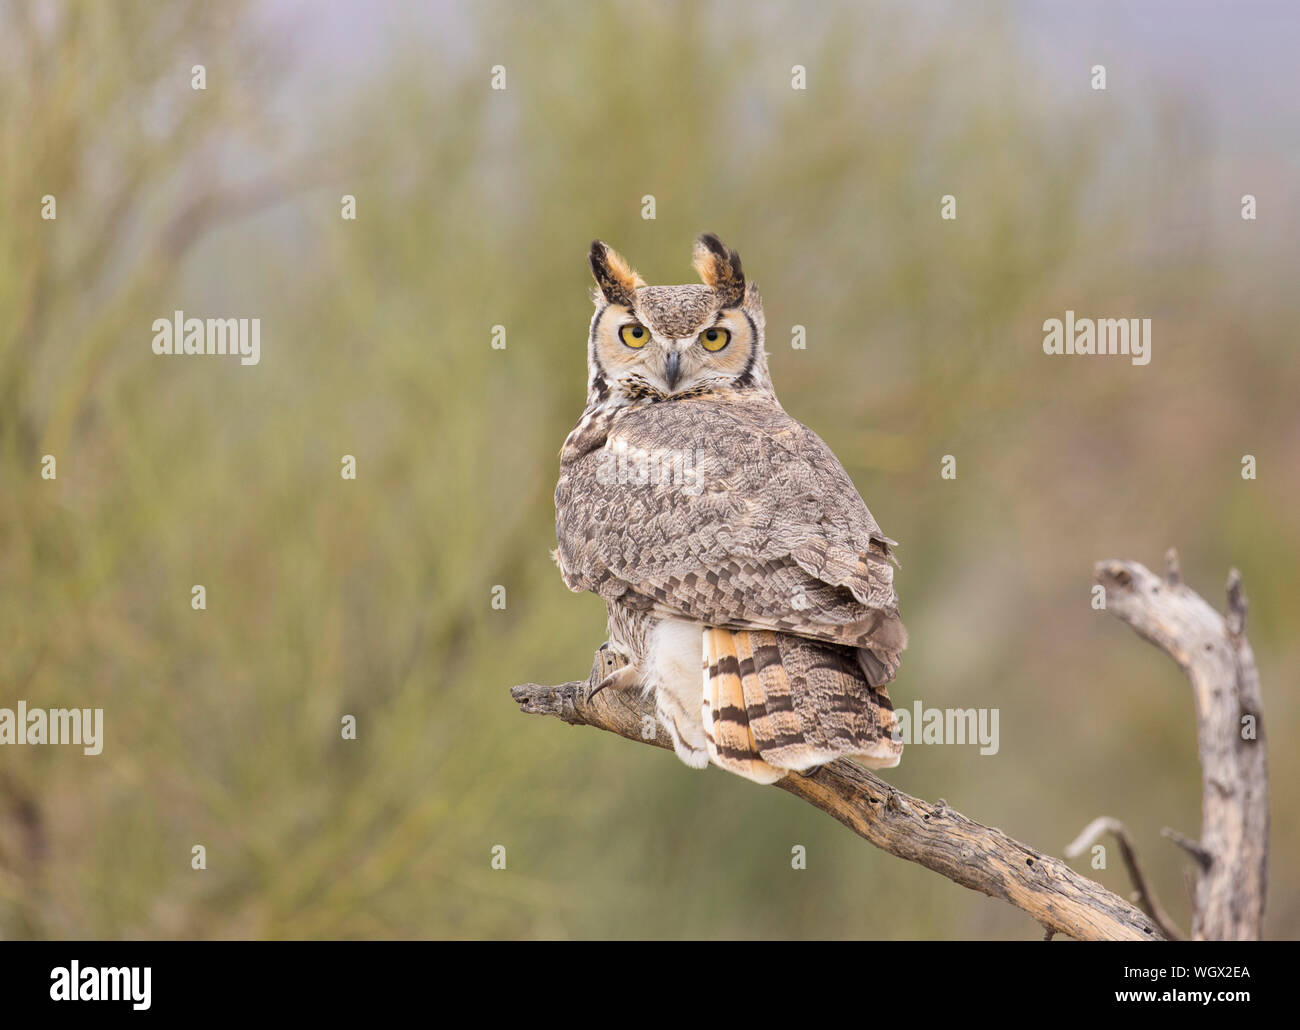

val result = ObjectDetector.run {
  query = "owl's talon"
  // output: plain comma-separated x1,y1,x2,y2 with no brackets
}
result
586,654,636,702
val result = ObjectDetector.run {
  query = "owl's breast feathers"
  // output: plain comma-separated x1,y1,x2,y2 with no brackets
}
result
554,393,906,682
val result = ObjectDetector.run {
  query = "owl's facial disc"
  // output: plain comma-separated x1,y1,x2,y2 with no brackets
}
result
592,302,757,401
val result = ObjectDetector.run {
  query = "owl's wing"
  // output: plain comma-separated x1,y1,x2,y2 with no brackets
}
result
555,397,906,681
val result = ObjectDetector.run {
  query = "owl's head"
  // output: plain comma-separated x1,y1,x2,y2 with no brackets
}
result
584,233,771,407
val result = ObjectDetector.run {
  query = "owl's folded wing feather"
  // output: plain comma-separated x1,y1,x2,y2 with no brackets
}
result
555,397,907,680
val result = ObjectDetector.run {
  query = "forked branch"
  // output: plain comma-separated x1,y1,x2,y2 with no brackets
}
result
1093,551,1268,940
512,553,1268,940
509,684,1163,940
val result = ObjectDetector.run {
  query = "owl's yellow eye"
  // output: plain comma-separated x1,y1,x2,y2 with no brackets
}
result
700,327,731,352
619,324,649,349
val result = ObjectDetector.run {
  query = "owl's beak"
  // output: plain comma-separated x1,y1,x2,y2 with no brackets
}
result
664,351,682,391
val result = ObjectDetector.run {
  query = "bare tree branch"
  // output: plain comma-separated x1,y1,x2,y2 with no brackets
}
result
1162,827,1213,870
510,678,1165,941
1065,816,1183,939
512,552,1268,941
1095,552,1268,940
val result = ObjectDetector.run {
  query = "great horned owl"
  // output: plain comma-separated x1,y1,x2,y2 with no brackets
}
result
554,233,906,784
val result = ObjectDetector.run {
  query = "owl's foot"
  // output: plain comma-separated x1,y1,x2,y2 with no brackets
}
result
586,642,637,702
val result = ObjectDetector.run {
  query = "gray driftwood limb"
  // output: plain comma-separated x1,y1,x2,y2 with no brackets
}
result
1094,551,1268,940
510,680,1164,941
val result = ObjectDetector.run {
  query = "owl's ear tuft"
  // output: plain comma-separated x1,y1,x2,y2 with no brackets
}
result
692,233,745,308
743,280,765,328
589,240,643,307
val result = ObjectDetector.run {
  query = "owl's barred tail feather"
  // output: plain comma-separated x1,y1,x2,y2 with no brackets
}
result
702,629,786,784
701,627,902,784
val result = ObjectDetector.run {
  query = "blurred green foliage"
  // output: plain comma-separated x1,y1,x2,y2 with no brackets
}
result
1,1,1295,939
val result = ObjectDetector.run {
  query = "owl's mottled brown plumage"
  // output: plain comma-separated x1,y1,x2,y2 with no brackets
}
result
554,234,906,782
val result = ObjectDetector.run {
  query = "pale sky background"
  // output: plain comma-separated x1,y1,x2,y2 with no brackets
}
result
256,0,1300,149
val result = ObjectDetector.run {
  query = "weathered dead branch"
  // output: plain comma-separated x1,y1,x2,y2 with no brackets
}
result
512,551,1268,940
